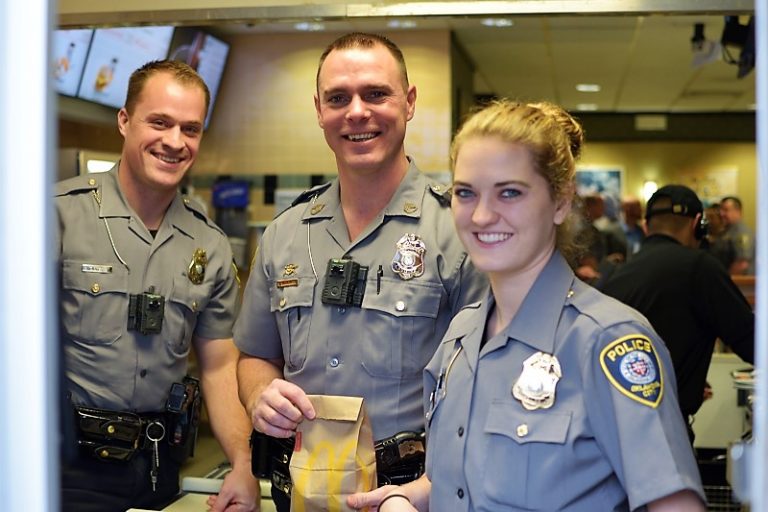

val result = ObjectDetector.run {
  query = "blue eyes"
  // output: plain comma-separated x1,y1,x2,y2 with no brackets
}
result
453,188,521,199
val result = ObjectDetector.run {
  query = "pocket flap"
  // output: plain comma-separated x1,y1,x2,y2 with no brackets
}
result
484,400,571,445
62,260,128,295
362,279,442,318
269,276,315,312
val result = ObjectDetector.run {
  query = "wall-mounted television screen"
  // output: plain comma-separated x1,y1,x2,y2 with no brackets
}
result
168,28,230,128
53,29,94,97
77,26,174,109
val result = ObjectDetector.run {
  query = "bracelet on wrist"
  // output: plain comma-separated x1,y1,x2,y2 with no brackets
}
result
378,492,411,510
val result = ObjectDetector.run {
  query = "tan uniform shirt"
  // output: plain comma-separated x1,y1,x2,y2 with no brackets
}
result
56,167,238,412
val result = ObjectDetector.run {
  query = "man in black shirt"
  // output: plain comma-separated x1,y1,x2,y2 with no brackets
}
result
601,185,754,442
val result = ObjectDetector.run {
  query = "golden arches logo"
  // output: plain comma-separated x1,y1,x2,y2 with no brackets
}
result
291,438,375,512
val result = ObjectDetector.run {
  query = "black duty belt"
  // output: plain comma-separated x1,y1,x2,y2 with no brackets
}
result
74,405,167,462
252,430,426,494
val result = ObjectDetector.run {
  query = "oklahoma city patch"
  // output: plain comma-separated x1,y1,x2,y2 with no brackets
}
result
599,334,663,408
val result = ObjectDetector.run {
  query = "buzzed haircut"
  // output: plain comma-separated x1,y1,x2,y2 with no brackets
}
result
124,59,210,115
316,32,409,92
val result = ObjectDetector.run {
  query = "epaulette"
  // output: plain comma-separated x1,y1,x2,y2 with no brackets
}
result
182,196,226,234
55,174,99,197
428,183,452,207
291,181,332,207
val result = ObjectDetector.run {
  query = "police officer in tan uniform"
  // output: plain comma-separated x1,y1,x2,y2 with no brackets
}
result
57,60,259,512
351,100,705,511
234,33,487,511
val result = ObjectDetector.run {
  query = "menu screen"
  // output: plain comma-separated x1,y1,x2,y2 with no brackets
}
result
53,29,94,97
77,26,174,109
168,28,230,128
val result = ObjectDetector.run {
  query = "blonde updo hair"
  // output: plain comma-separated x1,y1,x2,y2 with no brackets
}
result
450,99,587,266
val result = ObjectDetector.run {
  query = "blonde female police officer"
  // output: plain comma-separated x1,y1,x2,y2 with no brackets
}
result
349,100,706,511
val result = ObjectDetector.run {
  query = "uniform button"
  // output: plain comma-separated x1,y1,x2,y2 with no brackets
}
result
279,297,286,308
329,357,340,368
516,424,529,437
457,488,464,499
99,449,110,458
191,300,198,311
338,307,346,314
395,300,406,312
140,369,148,378
88,178,96,186
457,426,464,437
107,425,116,434
91,283,100,293
183,198,190,205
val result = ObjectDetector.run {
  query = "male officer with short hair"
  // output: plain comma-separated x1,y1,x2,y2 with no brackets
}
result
57,60,259,511
234,33,486,511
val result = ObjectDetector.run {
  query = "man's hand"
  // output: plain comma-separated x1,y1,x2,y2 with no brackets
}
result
250,378,316,438
205,464,260,512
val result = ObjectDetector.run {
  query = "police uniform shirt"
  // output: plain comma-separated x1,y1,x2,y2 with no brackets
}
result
56,166,238,412
601,234,754,417
424,252,704,512
234,160,487,440
722,221,756,274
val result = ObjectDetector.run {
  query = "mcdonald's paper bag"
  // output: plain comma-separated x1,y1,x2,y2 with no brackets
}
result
289,395,376,512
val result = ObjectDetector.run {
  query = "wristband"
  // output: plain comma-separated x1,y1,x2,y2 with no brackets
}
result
378,493,411,510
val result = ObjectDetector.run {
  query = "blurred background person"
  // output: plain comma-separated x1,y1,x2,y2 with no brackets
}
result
620,195,645,258
718,196,755,275
602,185,754,444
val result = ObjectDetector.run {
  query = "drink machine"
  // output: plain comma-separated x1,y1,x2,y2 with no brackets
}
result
211,177,250,270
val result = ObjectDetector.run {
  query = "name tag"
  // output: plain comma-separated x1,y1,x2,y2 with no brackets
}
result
276,278,299,288
81,264,113,274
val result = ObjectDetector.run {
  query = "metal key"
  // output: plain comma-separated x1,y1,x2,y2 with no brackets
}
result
145,421,165,492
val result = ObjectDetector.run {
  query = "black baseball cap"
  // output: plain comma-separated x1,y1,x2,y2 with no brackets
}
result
645,185,703,220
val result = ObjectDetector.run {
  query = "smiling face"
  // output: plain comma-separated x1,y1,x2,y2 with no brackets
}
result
314,43,416,176
452,136,571,279
117,71,205,194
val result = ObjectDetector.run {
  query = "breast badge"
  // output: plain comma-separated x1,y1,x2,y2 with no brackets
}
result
512,352,561,410
187,249,207,285
599,334,663,408
391,233,425,280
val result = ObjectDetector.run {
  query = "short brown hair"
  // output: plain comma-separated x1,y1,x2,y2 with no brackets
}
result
316,32,409,93
124,60,210,115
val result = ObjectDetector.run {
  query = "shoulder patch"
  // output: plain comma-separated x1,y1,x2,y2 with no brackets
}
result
599,334,663,408
428,183,452,207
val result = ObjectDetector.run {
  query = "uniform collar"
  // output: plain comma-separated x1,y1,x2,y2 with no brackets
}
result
492,251,576,354
299,158,427,222
97,165,197,240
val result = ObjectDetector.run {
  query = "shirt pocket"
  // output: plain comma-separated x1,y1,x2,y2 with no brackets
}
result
268,276,315,370
360,278,444,378
61,260,128,345
481,400,572,507
163,277,211,357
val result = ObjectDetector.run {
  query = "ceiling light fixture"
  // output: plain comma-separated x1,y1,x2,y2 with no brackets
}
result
387,19,418,29
576,103,598,111
576,83,601,92
294,22,325,31
481,18,513,27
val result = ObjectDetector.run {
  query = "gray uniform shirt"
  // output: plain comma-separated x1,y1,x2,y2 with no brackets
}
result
722,221,756,274
424,252,704,512
57,167,238,412
234,161,487,440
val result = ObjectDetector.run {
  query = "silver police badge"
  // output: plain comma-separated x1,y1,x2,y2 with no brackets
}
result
391,233,426,280
512,352,562,410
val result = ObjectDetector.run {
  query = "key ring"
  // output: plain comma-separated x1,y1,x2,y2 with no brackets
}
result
146,421,166,443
